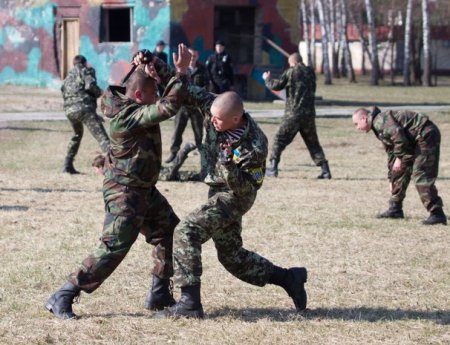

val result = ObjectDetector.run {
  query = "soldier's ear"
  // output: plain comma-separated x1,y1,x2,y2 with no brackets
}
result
134,89,142,103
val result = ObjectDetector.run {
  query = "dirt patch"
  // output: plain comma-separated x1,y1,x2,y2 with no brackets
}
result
0,85,63,112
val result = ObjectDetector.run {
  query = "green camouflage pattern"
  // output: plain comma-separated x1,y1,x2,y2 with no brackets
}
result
168,61,209,155
370,107,443,211
65,110,110,158
170,86,274,287
68,180,179,293
101,73,189,188
62,64,109,157
62,64,102,113
265,63,327,165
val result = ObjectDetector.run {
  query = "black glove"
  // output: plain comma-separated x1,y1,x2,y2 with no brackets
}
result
131,49,154,64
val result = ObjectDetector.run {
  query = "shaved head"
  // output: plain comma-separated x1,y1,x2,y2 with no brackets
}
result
353,107,370,120
210,91,245,132
211,91,243,119
288,53,302,66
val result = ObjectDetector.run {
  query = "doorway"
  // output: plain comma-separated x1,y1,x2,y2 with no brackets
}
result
61,18,79,79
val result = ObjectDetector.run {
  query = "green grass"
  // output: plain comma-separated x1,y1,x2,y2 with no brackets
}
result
0,112,449,344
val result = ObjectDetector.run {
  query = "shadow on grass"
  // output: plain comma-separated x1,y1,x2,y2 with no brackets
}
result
208,307,449,324
0,126,67,132
0,205,29,211
317,100,450,107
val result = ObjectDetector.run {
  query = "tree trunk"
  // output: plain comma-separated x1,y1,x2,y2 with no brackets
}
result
347,8,370,75
301,0,312,66
340,0,355,82
310,0,317,70
364,0,379,85
403,0,413,86
317,0,332,84
328,0,339,77
380,10,394,80
422,0,431,86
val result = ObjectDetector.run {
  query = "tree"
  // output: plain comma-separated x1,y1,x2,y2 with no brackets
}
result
364,0,379,85
340,0,355,82
300,0,312,66
403,0,413,86
422,0,431,86
310,0,317,70
317,0,332,84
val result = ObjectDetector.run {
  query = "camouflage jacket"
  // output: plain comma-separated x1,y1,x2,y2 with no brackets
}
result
61,63,102,113
189,61,209,88
100,73,189,188
370,106,430,163
265,62,316,117
189,87,268,213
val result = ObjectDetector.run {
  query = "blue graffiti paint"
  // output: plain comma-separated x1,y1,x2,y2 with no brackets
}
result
79,35,132,89
0,29,4,46
134,4,170,53
4,26,26,48
0,47,60,88
15,4,55,36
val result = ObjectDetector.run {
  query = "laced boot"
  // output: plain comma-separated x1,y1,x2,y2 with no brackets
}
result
62,156,80,174
155,284,204,319
45,282,81,319
265,159,279,178
144,276,176,311
269,266,308,311
376,202,404,219
317,161,332,179
422,208,447,225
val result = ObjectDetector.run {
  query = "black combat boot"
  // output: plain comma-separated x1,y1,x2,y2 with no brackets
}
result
154,284,204,319
376,201,404,219
45,282,81,319
165,151,177,164
266,159,279,178
62,156,80,174
269,266,308,311
144,276,176,311
421,208,447,225
317,161,332,179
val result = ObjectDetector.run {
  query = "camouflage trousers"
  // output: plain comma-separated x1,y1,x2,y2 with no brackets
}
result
270,115,327,166
68,180,179,293
169,106,203,155
389,122,443,212
65,109,110,159
173,187,274,288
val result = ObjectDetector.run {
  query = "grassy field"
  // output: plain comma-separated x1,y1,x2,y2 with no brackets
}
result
0,103,449,344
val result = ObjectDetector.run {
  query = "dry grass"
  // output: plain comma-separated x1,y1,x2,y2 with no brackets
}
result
0,107,449,344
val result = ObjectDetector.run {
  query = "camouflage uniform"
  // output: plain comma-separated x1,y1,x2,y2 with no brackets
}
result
62,64,110,158
171,87,276,288
168,61,208,157
67,72,189,293
265,62,327,167
370,106,444,212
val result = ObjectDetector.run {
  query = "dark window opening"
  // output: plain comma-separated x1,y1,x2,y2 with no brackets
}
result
100,7,132,42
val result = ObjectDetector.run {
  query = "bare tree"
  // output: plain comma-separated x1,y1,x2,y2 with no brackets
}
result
380,9,394,80
300,0,312,66
422,0,431,86
310,0,317,70
347,5,370,75
328,0,339,77
340,0,355,82
317,0,332,84
364,0,379,85
403,0,413,86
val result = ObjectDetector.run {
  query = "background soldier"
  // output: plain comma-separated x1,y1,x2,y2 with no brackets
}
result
45,45,191,319
61,55,110,174
262,53,331,179
353,107,447,225
165,47,208,164
206,39,234,94
153,40,168,63
155,91,308,319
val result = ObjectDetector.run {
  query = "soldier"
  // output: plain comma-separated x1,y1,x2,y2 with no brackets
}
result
155,91,308,319
153,40,168,63
262,53,331,179
206,39,234,94
45,44,192,319
352,107,447,225
61,55,110,174
165,47,208,164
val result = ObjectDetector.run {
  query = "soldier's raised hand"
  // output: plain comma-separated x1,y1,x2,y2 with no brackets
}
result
262,71,271,81
173,44,191,75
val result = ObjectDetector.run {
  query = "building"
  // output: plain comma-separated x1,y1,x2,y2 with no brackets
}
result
0,0,302,100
